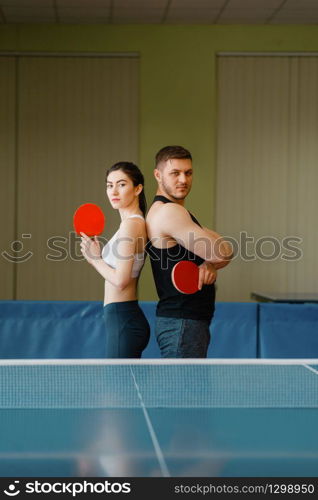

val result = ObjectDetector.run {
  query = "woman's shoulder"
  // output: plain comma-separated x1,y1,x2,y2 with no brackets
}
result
119,215,145,236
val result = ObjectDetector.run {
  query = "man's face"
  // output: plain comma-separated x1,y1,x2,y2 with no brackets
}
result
156,158,193,201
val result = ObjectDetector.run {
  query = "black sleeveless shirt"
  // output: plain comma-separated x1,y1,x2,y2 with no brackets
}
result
146,195,215,322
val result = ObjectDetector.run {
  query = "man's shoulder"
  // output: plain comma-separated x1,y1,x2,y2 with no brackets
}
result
146,201,187,221
146,203,193,241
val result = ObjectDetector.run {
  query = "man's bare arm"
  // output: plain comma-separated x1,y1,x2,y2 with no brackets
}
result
156,204,233,264
201,227,233,269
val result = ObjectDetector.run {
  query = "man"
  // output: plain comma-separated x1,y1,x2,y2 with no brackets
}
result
146,145,232,358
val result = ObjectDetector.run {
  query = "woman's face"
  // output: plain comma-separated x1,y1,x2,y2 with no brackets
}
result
106,170,140,210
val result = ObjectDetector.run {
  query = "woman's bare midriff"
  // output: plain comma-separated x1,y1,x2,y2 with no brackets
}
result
104,278,138,306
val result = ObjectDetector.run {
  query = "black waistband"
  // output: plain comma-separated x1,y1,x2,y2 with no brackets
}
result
103,300,139,311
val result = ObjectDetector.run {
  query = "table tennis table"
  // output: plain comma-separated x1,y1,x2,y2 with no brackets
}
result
251,292,318,303
0,359,318,477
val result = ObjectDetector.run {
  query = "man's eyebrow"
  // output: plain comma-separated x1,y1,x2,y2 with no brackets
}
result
169,169,193,173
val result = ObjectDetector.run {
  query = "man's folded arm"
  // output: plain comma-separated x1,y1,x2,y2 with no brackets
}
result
201,227,233,269
159,204,233,265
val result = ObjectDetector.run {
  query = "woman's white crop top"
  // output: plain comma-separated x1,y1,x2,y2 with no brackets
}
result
101,214,145,278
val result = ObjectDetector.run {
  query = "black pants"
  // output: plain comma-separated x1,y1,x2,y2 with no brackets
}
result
103,300,150,358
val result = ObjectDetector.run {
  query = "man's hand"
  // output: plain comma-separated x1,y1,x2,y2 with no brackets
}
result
198,261,217,290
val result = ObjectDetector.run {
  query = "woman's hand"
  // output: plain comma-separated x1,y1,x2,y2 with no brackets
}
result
80,232,102,265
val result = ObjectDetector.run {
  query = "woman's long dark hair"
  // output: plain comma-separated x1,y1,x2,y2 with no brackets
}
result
105,162,147,216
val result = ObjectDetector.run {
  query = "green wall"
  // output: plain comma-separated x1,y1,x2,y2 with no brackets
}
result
1,24,318,299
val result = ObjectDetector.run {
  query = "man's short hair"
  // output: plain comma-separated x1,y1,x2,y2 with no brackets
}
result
155,145,192,168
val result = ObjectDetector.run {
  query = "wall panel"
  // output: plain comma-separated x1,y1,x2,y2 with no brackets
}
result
216,56,318,301
15,56,138,300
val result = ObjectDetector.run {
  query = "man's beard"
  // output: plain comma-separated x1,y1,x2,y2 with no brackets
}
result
161,179,189,200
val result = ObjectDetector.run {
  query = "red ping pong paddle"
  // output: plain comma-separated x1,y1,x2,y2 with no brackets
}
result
171,260,199,294
73,203,105,237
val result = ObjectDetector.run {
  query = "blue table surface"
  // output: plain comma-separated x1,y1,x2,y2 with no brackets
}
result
1,362,318,477
251,291,318,302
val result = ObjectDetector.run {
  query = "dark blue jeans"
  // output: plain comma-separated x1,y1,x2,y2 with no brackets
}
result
155,316,211,358
103,300,150,358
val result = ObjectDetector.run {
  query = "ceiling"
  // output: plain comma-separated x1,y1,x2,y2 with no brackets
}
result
0,0,318,25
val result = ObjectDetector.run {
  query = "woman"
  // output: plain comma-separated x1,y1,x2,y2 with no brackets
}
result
80,162,150,358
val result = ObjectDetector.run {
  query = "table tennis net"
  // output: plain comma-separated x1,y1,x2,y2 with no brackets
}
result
0,359,317,409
